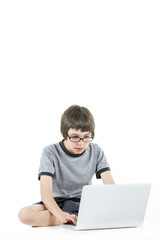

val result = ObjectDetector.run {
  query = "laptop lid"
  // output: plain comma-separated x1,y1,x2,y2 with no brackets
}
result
75,183,151,230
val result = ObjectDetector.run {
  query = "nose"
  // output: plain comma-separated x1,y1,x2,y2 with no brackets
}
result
76,139,84,145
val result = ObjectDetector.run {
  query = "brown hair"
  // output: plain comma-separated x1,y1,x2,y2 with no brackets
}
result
60,105,95,139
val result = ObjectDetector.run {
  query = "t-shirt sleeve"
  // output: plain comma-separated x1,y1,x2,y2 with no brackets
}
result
38,147,55,180
95,144,110,179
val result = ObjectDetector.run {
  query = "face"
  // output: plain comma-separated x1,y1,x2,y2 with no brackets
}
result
63,128,92,154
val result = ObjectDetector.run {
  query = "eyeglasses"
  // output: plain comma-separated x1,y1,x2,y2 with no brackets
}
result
68,135,93,142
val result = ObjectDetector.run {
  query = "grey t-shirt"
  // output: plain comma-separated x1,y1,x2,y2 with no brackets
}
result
38,141,110,198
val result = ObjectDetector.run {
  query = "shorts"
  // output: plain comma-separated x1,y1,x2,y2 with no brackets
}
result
34,197,80,216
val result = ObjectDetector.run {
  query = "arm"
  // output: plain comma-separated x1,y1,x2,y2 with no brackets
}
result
40,175,77,224
100,171,115,184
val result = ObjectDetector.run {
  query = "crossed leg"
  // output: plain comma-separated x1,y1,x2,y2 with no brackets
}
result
18,204,61,227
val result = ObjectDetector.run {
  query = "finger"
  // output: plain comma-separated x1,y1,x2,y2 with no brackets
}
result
70,216,77,225
65,214,77,225
66,216,76,225
71,214,77,221
65,216,75,223
62,218,68,224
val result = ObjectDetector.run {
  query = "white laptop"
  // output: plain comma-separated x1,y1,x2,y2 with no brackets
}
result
75,183,151,230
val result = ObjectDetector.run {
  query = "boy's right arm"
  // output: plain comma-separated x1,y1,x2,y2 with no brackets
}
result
40,175,77,225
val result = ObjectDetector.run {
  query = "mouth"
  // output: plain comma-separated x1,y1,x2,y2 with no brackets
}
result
75,148,84,151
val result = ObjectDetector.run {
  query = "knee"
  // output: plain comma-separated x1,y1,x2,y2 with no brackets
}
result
18,207,31,225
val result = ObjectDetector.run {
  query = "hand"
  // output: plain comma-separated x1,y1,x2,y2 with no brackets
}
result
57,211,77,225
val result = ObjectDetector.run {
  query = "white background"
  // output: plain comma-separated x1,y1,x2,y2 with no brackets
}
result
0,0,160,239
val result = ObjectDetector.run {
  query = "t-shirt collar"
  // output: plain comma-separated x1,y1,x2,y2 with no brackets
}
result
59,140,86,157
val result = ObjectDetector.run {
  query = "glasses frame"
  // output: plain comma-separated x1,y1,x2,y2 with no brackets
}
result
67,135,93,142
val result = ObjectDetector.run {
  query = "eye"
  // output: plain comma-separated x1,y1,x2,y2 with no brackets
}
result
70,136,80,142
84,135,91,138
71,136,80,141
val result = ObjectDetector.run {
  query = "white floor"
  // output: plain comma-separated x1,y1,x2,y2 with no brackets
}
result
1,219,160,240
1,184,160,240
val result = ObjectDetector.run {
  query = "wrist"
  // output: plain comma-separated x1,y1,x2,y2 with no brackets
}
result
53,209,63,218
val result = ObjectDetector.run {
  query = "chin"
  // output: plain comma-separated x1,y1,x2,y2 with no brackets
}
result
74,148,84,154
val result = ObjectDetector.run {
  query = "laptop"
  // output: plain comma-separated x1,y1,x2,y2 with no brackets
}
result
75,183,151,230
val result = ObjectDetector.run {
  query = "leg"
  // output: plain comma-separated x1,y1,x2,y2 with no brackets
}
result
18,204,61,227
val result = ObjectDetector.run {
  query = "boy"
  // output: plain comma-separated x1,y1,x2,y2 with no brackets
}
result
18,105,115,227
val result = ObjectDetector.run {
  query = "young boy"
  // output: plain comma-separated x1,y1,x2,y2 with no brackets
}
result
18,105,115,227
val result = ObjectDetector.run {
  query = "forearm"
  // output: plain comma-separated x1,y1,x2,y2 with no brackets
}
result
40,176,62,217
42,195,63,217
42,195,77,225
101,171,115,184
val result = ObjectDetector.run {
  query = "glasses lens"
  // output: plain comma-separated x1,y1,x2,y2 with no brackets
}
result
69,136,93,142
70,137,80,142
83,137,93,142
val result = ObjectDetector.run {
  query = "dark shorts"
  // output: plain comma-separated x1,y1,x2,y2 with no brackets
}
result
34,197,80,216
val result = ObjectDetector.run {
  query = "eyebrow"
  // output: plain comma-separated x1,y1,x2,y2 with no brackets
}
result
70,132,90,137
